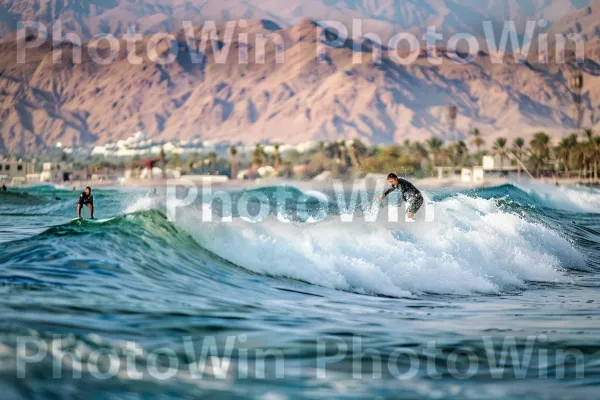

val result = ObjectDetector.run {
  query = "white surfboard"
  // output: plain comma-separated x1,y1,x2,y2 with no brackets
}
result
71,217,115,223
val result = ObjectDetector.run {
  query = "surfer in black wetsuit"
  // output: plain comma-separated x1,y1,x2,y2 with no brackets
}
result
77,186,94,219
378,173,424,219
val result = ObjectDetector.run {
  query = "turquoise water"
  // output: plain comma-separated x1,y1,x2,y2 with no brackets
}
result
1,182,600,399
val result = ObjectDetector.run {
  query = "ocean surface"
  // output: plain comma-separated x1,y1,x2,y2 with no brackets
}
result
1,181,600,399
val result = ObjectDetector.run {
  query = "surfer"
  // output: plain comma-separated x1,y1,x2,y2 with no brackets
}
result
1,184,6,192
77,186,94,219
378,173,424,219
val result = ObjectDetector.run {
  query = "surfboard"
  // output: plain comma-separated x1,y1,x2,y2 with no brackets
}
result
71,217,114,223
92,217,115,223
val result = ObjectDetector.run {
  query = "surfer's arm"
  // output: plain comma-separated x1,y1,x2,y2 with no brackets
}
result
89,201,94,219
378,188,395,201
77,203,82,218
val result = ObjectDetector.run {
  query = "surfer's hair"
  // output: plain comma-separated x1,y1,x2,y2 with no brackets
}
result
387,173,399,180
85,186,91,191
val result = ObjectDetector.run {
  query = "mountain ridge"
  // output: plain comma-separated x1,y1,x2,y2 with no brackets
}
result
1,17,599,153
1,0,596,40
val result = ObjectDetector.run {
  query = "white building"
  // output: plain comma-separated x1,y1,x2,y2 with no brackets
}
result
40,162,73,182
461,167,485,183
482,155,517,171
91,132,206,158
0,159,36,182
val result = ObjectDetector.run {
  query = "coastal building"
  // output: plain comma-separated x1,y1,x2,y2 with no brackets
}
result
435,166,461,180
39,162,86,182
0,159,36,183
482,155,517,172
437,166,485,183
181,175,229,183
41,162,66,182
257,166,277,178
262,141,318,155
461,167,485,183
26,173,41,183
89,132,319,159
68,168,89,182
91,132,207,158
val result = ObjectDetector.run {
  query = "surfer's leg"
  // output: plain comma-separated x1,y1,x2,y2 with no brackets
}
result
407,195,424,215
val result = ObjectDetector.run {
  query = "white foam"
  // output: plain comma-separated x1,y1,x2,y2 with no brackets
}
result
514,181,600,214
123,195,162,214
175,194,586,297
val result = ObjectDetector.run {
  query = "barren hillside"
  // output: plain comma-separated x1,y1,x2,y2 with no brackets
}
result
1,16,599,153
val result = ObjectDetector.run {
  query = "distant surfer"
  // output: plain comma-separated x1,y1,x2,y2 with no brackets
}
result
378,173,424,219
1,184,6,192
77,186,94,219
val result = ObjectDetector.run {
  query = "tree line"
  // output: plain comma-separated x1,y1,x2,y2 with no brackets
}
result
6,129,598,182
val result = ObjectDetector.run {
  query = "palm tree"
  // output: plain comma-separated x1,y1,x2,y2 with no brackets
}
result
512,137,525,177
426,137,444,169
493,137,508,170
448,141,468,167
581,143,593,181
186,155,199,174
528,153,544,178
229,145,238,179
318,141,325,156
159,146,167,179
458,141,469,165
171,153,181,170
470,128,485,153
530,132,551,177
351,139,368,166
252,144,266,168
413,142,429,166
595,137,600,182
272,144,282,170
583,128,598,182
439,147,451,167
325,142,341,161
339,140,349,167
207,152,218,175
555,134,578,178
348,140,360,169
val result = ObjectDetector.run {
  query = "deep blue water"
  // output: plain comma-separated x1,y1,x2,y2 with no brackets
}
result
1,181,600,399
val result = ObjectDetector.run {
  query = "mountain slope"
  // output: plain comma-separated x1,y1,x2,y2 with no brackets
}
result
1,19,598,153
0,0,595,40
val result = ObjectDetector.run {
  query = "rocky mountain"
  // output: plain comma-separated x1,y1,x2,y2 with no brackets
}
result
1,16,599,154
548,0,600,38
0,0,595,40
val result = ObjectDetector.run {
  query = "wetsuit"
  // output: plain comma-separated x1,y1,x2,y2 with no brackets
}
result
382,178,424,214
78,192,93,206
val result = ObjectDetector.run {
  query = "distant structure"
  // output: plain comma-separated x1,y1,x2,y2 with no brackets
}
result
89,131,319,159
139,158,162,180
569,71,584,128
0,158,35,183
39,162,85,182
435,154,518,183
446,105,458,139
